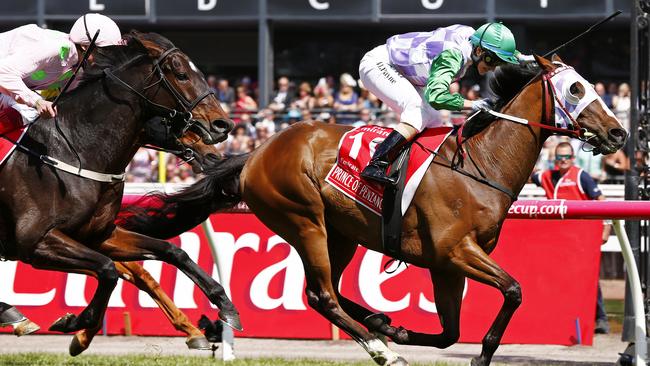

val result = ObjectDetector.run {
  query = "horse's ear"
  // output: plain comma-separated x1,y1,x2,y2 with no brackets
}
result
551,53,564,64
534,54,555,72
136,34,164,59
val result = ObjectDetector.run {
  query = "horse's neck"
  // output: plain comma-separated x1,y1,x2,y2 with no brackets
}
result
466,82,548,196
49,73,147,173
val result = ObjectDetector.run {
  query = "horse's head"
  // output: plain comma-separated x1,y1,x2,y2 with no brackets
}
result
122,31,234,171
535,54,627,155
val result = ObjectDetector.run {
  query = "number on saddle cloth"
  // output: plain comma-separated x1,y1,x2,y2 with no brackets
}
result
0,107,24,136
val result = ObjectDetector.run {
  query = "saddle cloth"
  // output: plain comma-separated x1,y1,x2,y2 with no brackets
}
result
325,125,452,216
0,107,29,166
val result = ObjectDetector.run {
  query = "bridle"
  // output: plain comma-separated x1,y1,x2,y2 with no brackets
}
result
104,46,223,158
444,64,599,200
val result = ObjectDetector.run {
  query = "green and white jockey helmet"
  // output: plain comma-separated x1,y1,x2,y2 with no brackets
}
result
470,22,520,65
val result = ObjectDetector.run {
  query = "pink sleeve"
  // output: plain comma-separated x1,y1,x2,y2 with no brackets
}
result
0,44,60,107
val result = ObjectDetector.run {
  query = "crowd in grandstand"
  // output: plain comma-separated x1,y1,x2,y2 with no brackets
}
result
127,73,632,185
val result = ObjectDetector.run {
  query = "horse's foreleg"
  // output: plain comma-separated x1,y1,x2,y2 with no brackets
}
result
30,229,118,334
450,236,522,366
94,227,241,331
69,261,210,356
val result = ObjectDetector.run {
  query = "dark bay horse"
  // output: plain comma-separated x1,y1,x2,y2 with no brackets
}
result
0,31,242,348
122,55,627,366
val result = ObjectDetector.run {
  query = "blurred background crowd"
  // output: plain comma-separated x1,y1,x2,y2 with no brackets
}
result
127,73,632,185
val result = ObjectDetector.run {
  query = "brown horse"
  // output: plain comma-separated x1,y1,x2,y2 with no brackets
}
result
0,30,242,349
122,55,627,366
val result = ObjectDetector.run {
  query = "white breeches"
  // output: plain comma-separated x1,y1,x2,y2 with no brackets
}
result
358,45,441,132
0,94,38,124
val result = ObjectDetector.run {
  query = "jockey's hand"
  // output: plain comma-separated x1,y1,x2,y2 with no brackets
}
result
470,98,495,113
35,99,56,119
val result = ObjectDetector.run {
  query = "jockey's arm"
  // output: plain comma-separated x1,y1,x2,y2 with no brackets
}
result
424,49,467,111
0,44,58,109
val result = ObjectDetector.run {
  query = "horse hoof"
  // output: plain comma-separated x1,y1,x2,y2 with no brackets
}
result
219,310,242,331
186,335,211,350
69,333,88,357
387,356,409,366
49,313,76,333
470,357,483,366
14,319,40,337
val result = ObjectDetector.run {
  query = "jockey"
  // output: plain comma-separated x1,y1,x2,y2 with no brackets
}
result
0,13,122,134
359,23,523,185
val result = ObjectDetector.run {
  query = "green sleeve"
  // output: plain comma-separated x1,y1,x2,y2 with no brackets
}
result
424,49,465,111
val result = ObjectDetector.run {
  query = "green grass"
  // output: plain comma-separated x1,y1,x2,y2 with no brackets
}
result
0,354,459,366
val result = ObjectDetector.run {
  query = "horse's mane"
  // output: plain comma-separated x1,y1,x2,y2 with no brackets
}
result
76,31,175,88
463,64,540,137
74,33,146,88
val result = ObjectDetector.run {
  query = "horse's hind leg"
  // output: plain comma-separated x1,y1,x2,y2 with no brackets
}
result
70,261,209,356
29,229,118,334
326,229,406,340
93,227,241,331
260,219,406,366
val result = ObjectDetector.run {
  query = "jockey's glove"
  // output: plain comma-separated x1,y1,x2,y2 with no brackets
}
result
471,98,495,113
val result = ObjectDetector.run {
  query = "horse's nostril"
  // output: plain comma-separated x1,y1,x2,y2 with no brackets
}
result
609,128,628,142
211,119,234,134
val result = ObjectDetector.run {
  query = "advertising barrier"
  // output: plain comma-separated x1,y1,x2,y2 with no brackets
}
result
0,206,603,346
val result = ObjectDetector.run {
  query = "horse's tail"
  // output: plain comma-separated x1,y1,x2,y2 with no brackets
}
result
118,153,250,239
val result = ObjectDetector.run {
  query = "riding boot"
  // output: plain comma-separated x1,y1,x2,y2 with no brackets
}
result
360,130,409,185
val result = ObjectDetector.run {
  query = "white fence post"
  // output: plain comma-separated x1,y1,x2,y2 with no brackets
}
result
613,219,647,365
201,219,236,362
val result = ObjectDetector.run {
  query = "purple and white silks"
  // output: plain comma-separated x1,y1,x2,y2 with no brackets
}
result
386,24,475,86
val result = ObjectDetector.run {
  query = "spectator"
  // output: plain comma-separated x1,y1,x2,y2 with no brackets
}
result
269,76,294,112
594,82,613,108
166,155,197,184
291,82,315,110
314,80,334,110
301,108,315,123
358,80,382,110
612,82,631,132
572,140,605,182
353,108,375,127
216,78,235,106
234,85,258,113
256,108,277,135
287,108,302,125
207,75,218,94
531,141,611,334
602,149,629,184
227,124,253,156
126,148,158,183
317,111,336,124
254,124,271,148
334,73,360,124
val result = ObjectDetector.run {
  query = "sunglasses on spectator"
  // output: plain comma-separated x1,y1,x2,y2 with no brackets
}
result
555,154,574,161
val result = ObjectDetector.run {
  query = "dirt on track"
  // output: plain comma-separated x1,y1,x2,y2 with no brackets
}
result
0,333,627,365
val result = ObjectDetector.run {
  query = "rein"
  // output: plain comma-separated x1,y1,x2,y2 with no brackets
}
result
448,66,587,201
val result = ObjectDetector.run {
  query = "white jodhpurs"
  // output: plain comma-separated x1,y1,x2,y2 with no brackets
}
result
359,45,441,132
0,94,38,124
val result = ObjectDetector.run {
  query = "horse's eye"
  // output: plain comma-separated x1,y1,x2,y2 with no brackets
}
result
176,72,189,81
569,83,580,96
